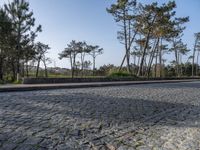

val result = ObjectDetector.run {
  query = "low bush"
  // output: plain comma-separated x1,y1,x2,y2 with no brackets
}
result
0,80,5,84
108,70,137,78
13,80,22,84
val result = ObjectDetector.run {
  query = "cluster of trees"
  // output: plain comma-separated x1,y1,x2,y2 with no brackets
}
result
0,0,51,82
0,0,104,81
1,0,200,82
95,63,198,77
107,0,200,77
59,40,103,78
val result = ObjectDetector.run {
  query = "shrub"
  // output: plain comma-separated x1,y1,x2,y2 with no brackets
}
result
13,80,22,84
108,70,137,78
0,80,5,84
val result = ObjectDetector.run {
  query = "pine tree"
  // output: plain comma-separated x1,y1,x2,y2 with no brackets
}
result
4,0,42,81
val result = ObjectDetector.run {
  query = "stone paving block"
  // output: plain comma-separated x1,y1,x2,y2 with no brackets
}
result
0,81,200,149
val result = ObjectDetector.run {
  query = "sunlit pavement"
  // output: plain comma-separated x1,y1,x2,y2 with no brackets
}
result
1,82,200,149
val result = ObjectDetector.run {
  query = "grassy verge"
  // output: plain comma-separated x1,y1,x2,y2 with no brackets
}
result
107,70,138,78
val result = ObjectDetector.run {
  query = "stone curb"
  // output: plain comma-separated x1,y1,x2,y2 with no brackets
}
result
0,79,199,92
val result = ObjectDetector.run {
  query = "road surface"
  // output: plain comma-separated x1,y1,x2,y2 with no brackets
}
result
0,81,200,149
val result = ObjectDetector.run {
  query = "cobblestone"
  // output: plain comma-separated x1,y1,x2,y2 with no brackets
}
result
0,81,200,149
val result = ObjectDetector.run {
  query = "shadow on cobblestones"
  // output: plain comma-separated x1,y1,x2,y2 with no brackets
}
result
136,81,200,89
0,92,199,128
1,83,200,149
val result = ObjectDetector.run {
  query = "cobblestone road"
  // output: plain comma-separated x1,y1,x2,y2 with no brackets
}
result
1,82,200,150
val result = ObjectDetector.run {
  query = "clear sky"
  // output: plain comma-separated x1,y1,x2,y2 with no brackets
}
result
0,0,200,68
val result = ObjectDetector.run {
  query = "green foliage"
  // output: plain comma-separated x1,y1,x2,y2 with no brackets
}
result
108,70,137,78
0,80,5,84
59,40,103,78
13,80,22,84
0,0,42,82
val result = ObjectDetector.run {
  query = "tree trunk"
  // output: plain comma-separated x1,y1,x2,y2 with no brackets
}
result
137,15,157,76
192,37,198,76
137,33,151,76
44,65,48,78
22,62,25,78
43,59,48,78
192,52,195,76
69,54,73,78
137,55,141,68
93,57,96,76
36,59,41,78
127,20,132,73
119,54,126,72
155,49,158,78
26,61,29,77
134,54,136,66
173,40,179,77
142,56,147,76
16,58,20,82
147,38,159,78
119,26,138,72
196,50,200,76
159,39,162,78
81,53,85,77
11,59,16,81
16,24,21,82
72,54,76,78
0,56,3,81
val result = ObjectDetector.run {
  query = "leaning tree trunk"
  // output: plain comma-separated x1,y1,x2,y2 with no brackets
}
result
137,33,151,76
119,54,126,72
119,27,138,72
137,15,157,76
147,38,159,78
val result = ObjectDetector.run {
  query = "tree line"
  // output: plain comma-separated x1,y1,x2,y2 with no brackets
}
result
107,0,200,77
0,0,104,82
59,40,103,78
1,0,200,83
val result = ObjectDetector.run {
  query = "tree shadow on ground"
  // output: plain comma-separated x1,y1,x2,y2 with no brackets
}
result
0,91,200,128
1,88,200,149
134,81,200,89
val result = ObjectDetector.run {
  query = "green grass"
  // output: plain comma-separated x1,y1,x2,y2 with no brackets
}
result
108,70,137,78
26,72,106,78
0,80,5,85
12,80,22,84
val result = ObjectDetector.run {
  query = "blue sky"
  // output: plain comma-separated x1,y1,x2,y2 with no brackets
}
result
1,0,200,68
